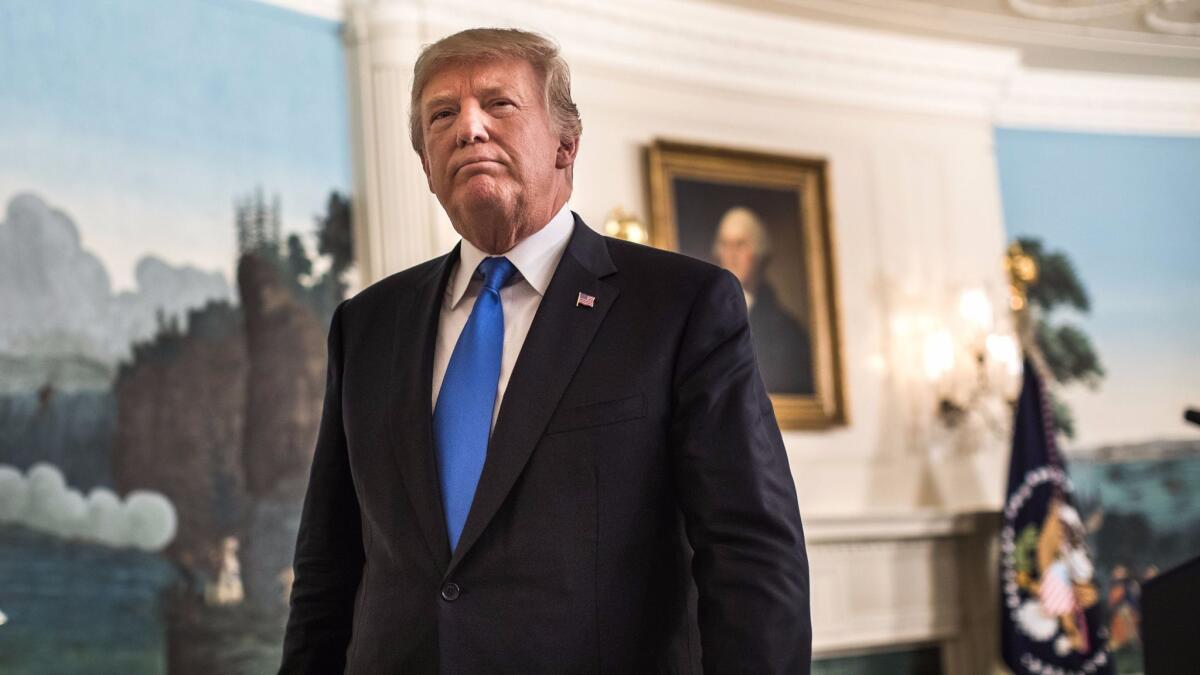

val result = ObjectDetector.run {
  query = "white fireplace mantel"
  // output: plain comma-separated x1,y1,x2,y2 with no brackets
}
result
806,510,1001,670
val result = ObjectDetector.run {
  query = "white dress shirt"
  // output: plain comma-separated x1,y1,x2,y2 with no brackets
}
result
431,201,575,433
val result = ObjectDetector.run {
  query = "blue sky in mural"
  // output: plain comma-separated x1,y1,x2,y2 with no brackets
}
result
995,128,1200,450
0,0,350,291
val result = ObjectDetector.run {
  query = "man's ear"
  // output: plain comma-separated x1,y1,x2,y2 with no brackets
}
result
555,135,580,170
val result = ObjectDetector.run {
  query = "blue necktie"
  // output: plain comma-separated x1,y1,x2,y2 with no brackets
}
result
433,256,518,552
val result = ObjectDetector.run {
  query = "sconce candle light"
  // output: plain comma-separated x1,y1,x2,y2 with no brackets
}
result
921,285,1023,432
603,206,648,244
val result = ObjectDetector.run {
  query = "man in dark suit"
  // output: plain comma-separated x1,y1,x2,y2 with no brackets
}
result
280,27,811,674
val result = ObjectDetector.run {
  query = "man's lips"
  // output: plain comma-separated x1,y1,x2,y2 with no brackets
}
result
455,158,503,174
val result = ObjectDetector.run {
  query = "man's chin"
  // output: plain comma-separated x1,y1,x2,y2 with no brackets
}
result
454,188,513,218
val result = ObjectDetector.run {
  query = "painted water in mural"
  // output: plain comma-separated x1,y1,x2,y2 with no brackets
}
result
0,1,351,672
997,128,1200,673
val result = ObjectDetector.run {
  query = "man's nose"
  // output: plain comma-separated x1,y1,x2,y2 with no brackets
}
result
455,102,489,147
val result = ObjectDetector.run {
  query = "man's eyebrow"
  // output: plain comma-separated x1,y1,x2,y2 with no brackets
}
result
422,94,457,113
476,85,516,99
422,85,520,113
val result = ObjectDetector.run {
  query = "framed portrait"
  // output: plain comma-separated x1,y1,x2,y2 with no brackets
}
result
645,140,847,429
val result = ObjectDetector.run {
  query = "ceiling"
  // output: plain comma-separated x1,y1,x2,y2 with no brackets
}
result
708,0,1200,78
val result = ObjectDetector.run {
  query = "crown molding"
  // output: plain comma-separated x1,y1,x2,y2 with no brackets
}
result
269,0,1200,136
719,0,1200,60
999,67,1200,135
1008,0,1200,39
352,0,1023,121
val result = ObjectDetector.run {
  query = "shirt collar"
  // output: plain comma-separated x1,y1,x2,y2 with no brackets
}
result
447,201,575,309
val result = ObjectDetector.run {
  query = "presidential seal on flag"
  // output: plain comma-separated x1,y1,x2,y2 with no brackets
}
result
1001,359,1113,675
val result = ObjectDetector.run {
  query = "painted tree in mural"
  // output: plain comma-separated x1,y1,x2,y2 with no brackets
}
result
234,187,283,256
309,190,354,321
235,188,353,323
316,192,353,273
1013,236,1105,439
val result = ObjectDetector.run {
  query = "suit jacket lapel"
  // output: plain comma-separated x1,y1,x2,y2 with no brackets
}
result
445,215,619,579
388,244,458,575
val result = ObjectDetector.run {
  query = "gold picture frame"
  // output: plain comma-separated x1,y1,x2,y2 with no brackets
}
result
645,139,847,430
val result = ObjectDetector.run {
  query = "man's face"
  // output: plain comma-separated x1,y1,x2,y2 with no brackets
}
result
418,57,575,254
714,218,762,290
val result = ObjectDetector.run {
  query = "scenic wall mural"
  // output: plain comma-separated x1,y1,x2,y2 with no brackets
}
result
0,1,352,672
996,128,1200,672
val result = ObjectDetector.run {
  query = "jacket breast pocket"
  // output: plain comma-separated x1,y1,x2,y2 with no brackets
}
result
546,392,645,435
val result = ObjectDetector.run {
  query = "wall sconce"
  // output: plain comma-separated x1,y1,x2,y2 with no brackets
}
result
922,286,1022,432
603,207,648,244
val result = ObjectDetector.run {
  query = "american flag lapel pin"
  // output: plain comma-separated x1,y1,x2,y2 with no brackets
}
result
575,291,596,308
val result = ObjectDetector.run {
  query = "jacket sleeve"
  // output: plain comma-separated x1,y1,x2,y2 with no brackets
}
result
668,268,812,674
279,300,365,674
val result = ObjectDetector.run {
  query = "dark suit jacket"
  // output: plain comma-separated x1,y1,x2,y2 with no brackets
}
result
748,282,814,395
279,213,811,674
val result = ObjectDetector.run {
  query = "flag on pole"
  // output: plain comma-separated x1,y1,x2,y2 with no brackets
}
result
1001,359,1113,675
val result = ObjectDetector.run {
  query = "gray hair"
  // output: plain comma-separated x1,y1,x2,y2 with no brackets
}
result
408,28,582,156
714,206,773,260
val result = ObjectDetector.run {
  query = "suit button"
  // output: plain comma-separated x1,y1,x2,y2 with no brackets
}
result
441,582,461,602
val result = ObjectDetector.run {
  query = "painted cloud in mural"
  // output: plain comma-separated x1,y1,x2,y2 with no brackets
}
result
0,192,233,374
0,462,176,551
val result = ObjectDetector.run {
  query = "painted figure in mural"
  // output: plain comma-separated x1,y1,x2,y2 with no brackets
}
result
204,536,244,607
280,27,811,674
1105,564,1141,650
712,206,814,394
